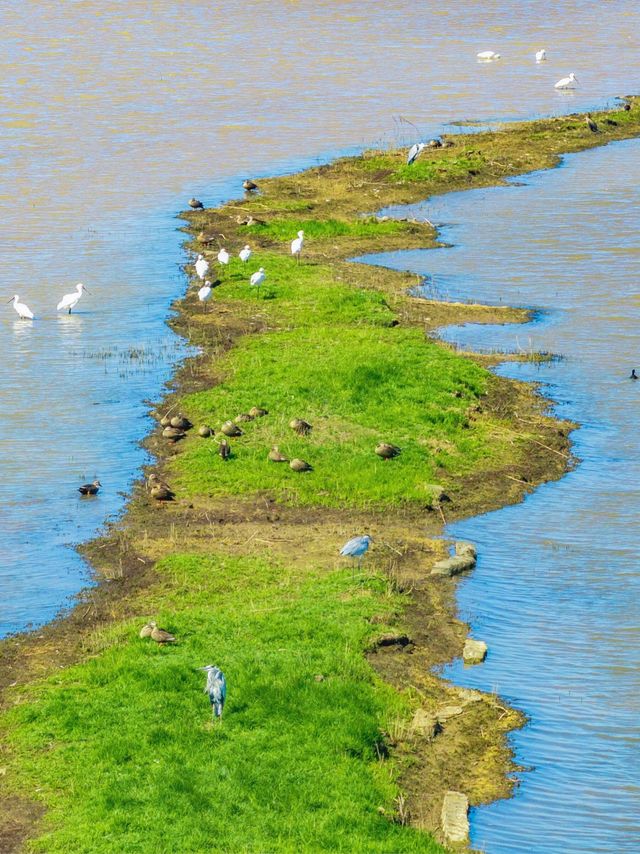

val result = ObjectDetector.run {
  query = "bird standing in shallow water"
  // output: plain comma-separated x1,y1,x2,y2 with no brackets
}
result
555,72,578,89
290,230,304,263
78,479,101,496
200,665,227,721
535,49,546,62
585,114,599,133
7,295,34,320
631,369,638,380
57,282,89,314
239,245,252,263
477,50,500,61
195,254,209,281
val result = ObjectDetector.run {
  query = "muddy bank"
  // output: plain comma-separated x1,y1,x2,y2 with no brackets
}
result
2,101,640,852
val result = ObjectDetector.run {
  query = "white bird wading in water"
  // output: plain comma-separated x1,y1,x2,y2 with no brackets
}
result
7,294,34,320
57,282,89,314
535,49,546,62
290,230,304,263
555,72,578,89
199,665,227,721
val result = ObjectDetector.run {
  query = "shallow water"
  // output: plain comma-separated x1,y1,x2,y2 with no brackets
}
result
1,1,640,849
362,140,640,852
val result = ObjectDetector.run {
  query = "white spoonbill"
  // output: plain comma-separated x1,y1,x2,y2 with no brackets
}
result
250,267,266,288
195,254,209,280
217,247,229,265
555,72,578,89
198,280,212,309
57,282,88,314
290,230,304,263
7,294,34,320
407,142,426,165
477,50,500,61
535,49,547,62
239,245,252,263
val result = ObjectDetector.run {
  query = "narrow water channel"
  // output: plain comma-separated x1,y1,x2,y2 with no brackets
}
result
361,139,640,852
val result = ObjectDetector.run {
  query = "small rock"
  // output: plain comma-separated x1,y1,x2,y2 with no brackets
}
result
436,705,464,724
463,638,488,665
431,554,475,577
411,709,441,739
457,687,484,705
454,541,477,560
441,791,469,844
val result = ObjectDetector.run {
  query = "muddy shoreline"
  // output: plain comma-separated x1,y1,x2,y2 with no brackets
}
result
2,102,639,852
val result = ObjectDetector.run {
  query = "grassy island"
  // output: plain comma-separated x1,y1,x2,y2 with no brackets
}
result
2,101,640,853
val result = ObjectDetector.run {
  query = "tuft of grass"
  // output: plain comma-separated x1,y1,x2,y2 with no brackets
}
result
2,555,443,854
247,217,406,242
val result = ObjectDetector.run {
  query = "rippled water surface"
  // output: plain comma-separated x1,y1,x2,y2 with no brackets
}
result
2,1,640,850
364,140,640,852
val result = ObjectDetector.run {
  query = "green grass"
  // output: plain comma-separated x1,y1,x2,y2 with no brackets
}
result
2,555,442,854
247,217,406,242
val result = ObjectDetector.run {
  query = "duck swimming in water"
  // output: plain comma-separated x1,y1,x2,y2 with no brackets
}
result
631,369,638,380
78,479,101,496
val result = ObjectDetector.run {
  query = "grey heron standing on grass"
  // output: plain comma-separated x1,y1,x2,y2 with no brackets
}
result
200,665,227,721
340,535,373,579
406,142,425,165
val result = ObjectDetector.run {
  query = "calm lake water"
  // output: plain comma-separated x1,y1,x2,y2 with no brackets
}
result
1,1,640,851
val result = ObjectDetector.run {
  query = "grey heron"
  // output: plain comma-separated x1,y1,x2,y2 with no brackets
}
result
585,114,599,133
340,535,373,578
200,665,227,721
406,142,425,165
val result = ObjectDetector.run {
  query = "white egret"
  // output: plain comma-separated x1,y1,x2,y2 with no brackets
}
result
535,49,547,62
7,294,34,320
198,280,212,310
217,247,229,265
56,282,88,314
195,254,209,280
555,72,578,89
250,267,266,288
407,142,426,165
239,245,252,263
477,51,500,61
290,230,304,263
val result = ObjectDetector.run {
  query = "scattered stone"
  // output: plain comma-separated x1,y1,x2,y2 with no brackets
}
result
430,554,475,577
435,705,464,724
463,638,488,665
457,687,484,705
441,791,469,844
374,633,411,648
454,541,477,560
411,708,441,739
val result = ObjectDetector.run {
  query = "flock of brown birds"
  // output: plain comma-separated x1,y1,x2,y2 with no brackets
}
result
149,406,402,501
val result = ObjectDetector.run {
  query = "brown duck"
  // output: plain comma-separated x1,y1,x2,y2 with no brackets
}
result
234,413,254,423
170,415,192,430
219,439,231,460
290,458,313,472
160,414,172,427
290,418,312,436
243,179,258,191
188,198,204,210
249,406,268,418
147,474,175,501
375,442,401,460
139,623,153,638
268,446,289,463
149,621,176,644
162,426,186,441
221,420,243,437
78,479,101,496
198,425,214,438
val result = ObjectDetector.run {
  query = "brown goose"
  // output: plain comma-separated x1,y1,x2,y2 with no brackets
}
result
268,446,289,463
149,621,176,644
219,439,231,460
170,415,192,430
188,198,204,210
375,442,401,460
290,458,313,472
289,418,312,436
78,479,101,496
243,179,258,192
221,420,243,437
249,406,269,418
234,413,254,423
198,425,214,438
162,426,186,441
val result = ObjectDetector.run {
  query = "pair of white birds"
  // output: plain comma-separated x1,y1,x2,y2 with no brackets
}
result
7,283,88,320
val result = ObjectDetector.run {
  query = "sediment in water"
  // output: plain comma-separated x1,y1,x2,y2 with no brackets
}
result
2,100,640,852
